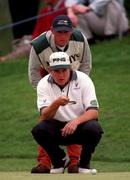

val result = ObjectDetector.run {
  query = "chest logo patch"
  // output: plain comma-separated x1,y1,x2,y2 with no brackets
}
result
90,100,97,106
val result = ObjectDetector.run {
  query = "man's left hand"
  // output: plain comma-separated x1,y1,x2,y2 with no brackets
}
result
61,119,79,137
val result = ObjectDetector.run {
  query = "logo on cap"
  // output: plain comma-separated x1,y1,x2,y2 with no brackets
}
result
52,14,72,32
53,57,66,63
49,52,70,70
57,20,69,26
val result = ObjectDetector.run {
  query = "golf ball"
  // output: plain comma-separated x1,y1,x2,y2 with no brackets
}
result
91,169,97,175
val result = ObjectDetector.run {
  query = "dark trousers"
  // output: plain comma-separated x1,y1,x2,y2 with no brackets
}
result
31,119,103,168
8,0,39,39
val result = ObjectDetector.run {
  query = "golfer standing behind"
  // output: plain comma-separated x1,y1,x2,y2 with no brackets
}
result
31,52,103,174
29,14,92,173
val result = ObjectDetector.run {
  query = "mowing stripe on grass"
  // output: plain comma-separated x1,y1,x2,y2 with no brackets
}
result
0,172,130,180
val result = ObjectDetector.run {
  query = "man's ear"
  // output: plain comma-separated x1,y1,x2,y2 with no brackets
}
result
51,26,54,34
48,67,52,73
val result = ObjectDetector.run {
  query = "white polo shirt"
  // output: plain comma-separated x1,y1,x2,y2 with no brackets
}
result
37,71,99,122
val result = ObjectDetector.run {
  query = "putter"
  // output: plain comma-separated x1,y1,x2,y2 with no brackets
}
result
67,82,76,105
68,100,77,105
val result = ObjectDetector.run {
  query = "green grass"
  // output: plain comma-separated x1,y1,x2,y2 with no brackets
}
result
0,36,130,172
0,172,130,180
90,36,130,163
0,158,130,172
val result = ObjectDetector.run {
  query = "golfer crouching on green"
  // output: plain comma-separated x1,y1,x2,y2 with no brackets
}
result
31,51,103,174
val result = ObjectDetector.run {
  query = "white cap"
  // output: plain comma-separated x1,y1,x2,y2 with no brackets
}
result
49,52,70,70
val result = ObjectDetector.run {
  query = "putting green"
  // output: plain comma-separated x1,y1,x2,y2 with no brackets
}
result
0,172,130,180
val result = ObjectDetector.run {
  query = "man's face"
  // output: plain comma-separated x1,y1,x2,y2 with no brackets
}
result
52,29,72,47
50,68,70,87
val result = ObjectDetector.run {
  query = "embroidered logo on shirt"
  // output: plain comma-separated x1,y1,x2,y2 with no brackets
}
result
90,100,97,106
73,82,80,89
75,82,78,87
43,99,47,103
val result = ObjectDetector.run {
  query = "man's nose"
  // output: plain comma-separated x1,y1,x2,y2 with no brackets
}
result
59,72,64,77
